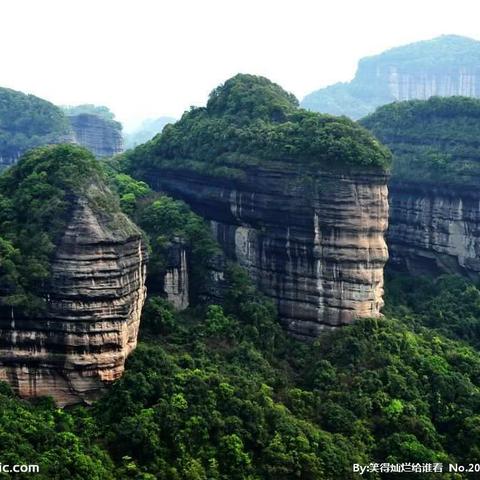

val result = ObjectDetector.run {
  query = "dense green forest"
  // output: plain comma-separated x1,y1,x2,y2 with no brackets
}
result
1,150,480,478
123,74,391,181
0,265,479,479
361,96,480,184
0,88,71,167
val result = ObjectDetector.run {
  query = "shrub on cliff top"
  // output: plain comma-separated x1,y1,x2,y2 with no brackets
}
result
123,74,391,177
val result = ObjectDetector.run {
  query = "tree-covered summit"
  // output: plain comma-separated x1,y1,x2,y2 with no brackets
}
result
206,74,298,122
0,144,133,314
361,96,480,184
124,74,391,177
62,104,117,123
0,87,71,169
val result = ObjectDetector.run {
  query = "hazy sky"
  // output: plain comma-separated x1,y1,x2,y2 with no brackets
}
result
2,0,479,130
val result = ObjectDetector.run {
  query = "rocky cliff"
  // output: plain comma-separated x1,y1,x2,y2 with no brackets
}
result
362,96,480,279
302,35,480,119
145,165,388,338
162,239,189,310
387,182,480,278
125,74,390,338
69,113,124,158
0,145,147,405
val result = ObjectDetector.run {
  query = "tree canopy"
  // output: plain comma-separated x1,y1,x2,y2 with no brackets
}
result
361,96,480,184
0,87,71,167
123,74,391,180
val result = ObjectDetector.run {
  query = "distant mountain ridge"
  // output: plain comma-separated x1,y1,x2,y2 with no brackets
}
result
302,35,480,119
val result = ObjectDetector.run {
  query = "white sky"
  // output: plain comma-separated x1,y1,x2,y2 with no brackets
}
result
1,0,479,131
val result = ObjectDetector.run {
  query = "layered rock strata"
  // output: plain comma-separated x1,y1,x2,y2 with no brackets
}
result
69,113,124,157
388,182,480,278
146,165,389,338
0,199,147,406
362,97,480,280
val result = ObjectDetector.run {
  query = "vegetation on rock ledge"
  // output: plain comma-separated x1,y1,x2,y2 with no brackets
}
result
123,74,391,180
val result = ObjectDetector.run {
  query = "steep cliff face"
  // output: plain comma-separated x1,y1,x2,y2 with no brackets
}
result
145,166,388,338
362,97,480,279
125,74,390,338
302,35,480,119
388,182,480,278
0,145,147,405
0,200,147,405
69,113,123,158
162,239,189,310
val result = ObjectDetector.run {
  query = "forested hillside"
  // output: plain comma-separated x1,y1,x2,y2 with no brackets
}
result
0,264,479,478
361,96,480,184
0,88,71,170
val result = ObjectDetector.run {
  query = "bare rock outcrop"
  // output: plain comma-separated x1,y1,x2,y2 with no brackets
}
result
388,182,480,278
162,239,189,310
69,113,124,158
146,165,388,338
0,198,147,406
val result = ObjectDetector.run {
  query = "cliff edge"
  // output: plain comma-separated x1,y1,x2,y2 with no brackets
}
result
124,74,390,338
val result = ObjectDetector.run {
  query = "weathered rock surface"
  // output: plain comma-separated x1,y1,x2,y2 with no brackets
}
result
302,35,480,119
146,165,389,338
162,239,189,310
388,182,480,278
362,97,480,280
0,199,147,406
69,113,124,158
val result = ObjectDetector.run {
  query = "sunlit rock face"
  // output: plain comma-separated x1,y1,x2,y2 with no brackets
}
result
69,114,124,158
146,165,389,339
302,35,480,119
0,199,147,406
